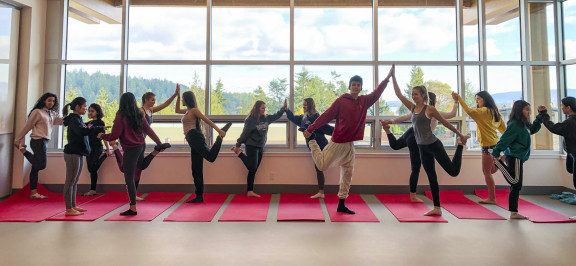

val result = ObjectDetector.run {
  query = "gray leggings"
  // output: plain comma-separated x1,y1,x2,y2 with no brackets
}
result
123,144,147,205
63,153,84,209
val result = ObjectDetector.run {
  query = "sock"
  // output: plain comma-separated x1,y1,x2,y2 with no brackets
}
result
222,122,232,132
337,198,356,214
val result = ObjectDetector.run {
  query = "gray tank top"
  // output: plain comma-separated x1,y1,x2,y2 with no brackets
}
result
412,105,438,145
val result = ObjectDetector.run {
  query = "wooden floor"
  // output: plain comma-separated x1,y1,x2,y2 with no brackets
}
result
0,194,575,266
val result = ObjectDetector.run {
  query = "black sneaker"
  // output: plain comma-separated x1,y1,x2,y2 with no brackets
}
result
186,197,204,203
120,209,138,216
221,122,233,132
154,143,171,151
298,127,315,140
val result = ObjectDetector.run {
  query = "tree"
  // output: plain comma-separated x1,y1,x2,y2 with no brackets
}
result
210,78,227,115
398,66,425,115
94,87,118,129
267,78,288,112
426,80,453,113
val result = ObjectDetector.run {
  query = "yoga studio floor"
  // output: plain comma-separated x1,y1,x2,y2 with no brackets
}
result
1,190,575,266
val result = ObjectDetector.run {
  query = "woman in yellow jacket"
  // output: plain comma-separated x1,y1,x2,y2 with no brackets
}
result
453,91,506,204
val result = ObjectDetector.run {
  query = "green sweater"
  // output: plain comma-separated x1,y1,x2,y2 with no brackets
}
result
492,114,543,162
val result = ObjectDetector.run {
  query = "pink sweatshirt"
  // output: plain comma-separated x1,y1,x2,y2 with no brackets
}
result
15,108,63,145
307,79,389,143
100,114,161,150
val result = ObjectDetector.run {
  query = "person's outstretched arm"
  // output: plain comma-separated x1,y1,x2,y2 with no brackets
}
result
192,108,225,138
365,65,394,106
285,108,303,126
540,110,569,136
439,93,459,119
393,70,415,112
266,99,287,124
174,89,187,115
152,84,180,113
428,105,467,140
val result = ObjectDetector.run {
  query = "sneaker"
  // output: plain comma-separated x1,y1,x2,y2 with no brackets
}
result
221,122,232,132
154,143,171,151
120,209,137,216
30,193,48,200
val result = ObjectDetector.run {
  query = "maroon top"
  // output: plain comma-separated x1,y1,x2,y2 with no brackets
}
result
100,114,161,150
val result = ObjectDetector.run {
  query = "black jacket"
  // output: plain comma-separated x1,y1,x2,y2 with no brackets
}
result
541,111,576,153
63,114,98,156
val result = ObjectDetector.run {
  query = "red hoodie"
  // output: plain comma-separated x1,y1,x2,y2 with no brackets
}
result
307,79,389,143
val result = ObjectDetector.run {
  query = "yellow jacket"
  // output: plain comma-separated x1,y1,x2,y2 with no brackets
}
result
458,95,506,147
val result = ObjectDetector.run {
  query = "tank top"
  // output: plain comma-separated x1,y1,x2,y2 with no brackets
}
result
182,111,197,134
412,105,438,145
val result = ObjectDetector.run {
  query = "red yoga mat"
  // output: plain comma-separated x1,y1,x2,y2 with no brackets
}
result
475,189,576,223
0,184,54,217
277,193,325,221
105,192,186,221
218,194,271,222
164,193,229,222
425,190,505,220
376,194,448,223
324,194,379,222
47,191,130,221
0,185,97,222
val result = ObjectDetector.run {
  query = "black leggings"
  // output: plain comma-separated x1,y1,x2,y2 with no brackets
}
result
314,165,325,190
387,127,420,193
122,144,154,205
23,138,49,190
238,145,264,192
86,146,108,191
418,140,464,207
114,147,155,189
185,129,223,197
568,153,575,189
494,156,524,213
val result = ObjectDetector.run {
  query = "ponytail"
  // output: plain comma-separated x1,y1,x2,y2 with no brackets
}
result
63,97,87,117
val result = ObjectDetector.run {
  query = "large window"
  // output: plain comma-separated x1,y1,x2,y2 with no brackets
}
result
485,1,521,61
563,0,576,60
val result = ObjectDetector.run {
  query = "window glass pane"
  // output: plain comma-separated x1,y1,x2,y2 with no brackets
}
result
126,65,206,115
486,66,523,126
0,7,11,59
463,0,479,61
378,7,456,61
463,65,481,150
295,8,372,61
66,4,122,60
128,7,206,60
567,65,576,97
294,65,374,114
211,65,289,115
531,66,559,150
214,122,287,147
528,3,556,61
381,122,459,148
212,8,289,60
486,1,521,61
563,0,576,60
379,65,458,116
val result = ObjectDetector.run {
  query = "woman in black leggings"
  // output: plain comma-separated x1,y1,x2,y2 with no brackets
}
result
381,92,459,202
175,86,231,203
391,69,468,216
232,100,286,197
82,103,111,196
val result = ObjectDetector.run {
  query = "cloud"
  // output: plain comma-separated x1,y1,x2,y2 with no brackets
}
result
486,19,518,35
0,36,9,58
565,39,576,59
485,38,502,56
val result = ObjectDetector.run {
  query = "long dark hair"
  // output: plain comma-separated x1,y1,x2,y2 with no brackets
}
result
508,100,531,127
89,103,104,120
28,93,59,117
182,91,201,129
428,92,437,106
62,97,87,116
118,92,143,132
303,98,317,116
247,100,265,122
476,91,502,123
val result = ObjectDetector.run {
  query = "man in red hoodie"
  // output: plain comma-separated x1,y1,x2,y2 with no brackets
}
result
302,65,394,214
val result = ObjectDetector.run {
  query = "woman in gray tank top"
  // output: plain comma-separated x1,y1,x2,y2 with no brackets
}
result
392,70,469,216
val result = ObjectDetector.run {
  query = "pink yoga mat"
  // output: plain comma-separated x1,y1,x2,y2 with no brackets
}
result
475,189,576,223
0,184,54,216
105,192,186,221
324,194,379,222
47,191,130,221
277,193,325,221
376,194,447,223
218,194,271,222
0,185,97,222
425,191,505,220
164,193,229,222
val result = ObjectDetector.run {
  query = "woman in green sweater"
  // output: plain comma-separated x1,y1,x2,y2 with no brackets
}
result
491,100,543,220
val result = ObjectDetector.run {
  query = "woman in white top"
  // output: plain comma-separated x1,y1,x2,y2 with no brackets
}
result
175,86,231,203
14,93,64,199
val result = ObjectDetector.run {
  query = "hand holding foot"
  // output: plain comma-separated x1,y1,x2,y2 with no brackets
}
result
231,147,243,155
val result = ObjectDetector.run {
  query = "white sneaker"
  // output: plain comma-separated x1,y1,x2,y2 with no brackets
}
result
310,193,325,199
569,216,576,220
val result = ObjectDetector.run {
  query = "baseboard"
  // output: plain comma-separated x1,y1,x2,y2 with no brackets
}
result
11,184,576,196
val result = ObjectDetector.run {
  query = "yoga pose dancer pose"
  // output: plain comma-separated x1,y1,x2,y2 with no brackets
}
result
232,99,287,197
380,91,459,202
392,71,469,216
301,65,394,214
286,98,334,199
82,103,111,196
175,87,232,203
453,91,506,204
98,92,170,216
61,97,105,215
492,100,543,220
110,87,179,200
14,93,64,199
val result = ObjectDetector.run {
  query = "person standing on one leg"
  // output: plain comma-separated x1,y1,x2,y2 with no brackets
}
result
83,103,111,196
302,65,394,215
492,100,543,220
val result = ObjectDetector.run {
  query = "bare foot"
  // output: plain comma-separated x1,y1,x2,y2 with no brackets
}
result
65,209,84,216
136,196,145,201
73,207,87,212
510,212,528,220
478,199,496,205
247,191,261,198
310,192,325,199
410,193,424,203
424,207,442,216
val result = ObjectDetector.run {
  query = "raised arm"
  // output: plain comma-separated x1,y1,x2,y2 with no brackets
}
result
266,99,287,124
393,72,415,112
541,110,569,136
174,89,187,114
285,108,303,126
439,93,459,119
152,84,180,113
427,105,466,140
365,65,394,106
